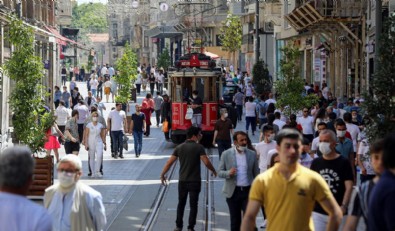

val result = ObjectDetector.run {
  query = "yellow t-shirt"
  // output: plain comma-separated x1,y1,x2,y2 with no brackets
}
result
249,163,332,231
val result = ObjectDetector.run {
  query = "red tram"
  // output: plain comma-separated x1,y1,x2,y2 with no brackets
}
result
167,53,223,147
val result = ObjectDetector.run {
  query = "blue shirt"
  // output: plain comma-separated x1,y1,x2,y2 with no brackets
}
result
368,170,395,231
335,138,353,159
54,90,62,101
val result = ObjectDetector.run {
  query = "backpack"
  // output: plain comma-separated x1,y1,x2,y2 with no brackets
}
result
259,102,267,116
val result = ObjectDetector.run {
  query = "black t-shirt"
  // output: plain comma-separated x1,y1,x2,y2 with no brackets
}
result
191,97,203,114
310,155,354,215
173,140,205,182
132,113,145,132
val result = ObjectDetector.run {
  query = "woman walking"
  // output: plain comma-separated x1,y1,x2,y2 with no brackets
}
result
245,97,257,135
84,111,106,178
44,122,64,163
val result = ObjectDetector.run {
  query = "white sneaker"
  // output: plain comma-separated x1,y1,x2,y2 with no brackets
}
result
95,172,103,178
260,219,267,228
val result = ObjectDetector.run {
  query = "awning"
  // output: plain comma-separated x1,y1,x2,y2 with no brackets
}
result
44,26,79,46
145,26,183,38
204,51,219,59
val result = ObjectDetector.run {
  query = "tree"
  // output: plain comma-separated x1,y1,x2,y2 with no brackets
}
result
220,13,242,68
252,60,271,95
72,3,108,34
362,16,395,141
157,47,171,71
275,44,318,116
3,17,54,153
87,48,95,72
115,42,138,103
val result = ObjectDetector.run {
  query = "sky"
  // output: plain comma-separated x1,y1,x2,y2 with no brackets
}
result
77,0,108,4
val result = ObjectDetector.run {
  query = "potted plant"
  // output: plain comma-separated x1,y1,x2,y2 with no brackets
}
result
115,42,138,104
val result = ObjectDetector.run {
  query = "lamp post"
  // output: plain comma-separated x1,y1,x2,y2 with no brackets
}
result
255,0,260,64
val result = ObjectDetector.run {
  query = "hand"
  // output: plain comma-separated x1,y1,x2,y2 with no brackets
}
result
361,168,367,175
104,143,107,151
212,141,216,146
211,171,217,178
341,205,347,214
160,175,168,186
71,137,77,143
229,167,237,176
85,145,89,151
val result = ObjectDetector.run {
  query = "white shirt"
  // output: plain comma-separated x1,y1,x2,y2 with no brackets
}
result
126,102,134,116
245,102,256,117
135,74,142,84
74,104,89,124
346,122,360,152
157,73,164,83
265,98,277,105
322,87,329,99
358,139,375,175
245,85,253,96
46,183,106,231
104,81,112,88
297,116,314,135
101,67,108,76
55,105,70,126
311,136,320,153
86,122,104,144
273,119,286,130
108,109,126,131
235,148,249,186
255,140,277,172
299,153,316,168
90,78,98,90
0,192,52,231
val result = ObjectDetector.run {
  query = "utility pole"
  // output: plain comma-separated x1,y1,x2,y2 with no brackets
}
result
255,0,260,64
374,0,382,73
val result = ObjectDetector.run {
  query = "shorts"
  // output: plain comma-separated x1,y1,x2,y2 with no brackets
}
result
104,87,111,95
64,141,80,154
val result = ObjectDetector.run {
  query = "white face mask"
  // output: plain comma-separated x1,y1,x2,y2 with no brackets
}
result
237,145,247,152
92,117,98,122
337,130,346,138
319,142,332,155
58,171,76,188
223,113,228,118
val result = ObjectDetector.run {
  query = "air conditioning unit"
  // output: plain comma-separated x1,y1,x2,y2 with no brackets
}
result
264,21,274,33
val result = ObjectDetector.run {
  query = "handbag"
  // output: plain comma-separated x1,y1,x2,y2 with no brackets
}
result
51,126,59,137
185,107,193,120
123,135,129,151
162,119,169,133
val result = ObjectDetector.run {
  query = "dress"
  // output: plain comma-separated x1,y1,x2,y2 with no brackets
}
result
44,129,60,150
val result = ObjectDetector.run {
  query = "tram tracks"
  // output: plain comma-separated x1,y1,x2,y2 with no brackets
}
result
140,148,215,231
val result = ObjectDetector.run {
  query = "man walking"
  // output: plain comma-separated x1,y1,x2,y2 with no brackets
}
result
212,108,234,159
218,131,259,231
233,88,244,122
107,103,127,159
297,107,315,143
160,127,217,231
44,155,106,231
153,91,164,127
74,100,89,143
61,86,71,108
0,146,52,231
131,104,146,158
241,129,342,231
310,129,354,231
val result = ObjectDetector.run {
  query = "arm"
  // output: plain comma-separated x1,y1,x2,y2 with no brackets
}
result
92,195,107,231
318,196,343,231
241,200,261,231
212,130,218,146
84,128,90,148
218,152,235,179
200,155,217,177
130,119,134,134
341,180,354,214
107,118,111,135
160,155,178,185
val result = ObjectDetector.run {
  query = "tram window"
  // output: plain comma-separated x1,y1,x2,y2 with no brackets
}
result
175,85,182,102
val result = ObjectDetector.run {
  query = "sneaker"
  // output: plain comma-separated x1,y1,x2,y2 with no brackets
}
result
187,229,195,231
95,172,103,178
260,219,267,228
119,155,124,159
88,173,92,177
173,228,182,231
100,171,104,175
111,152,115,158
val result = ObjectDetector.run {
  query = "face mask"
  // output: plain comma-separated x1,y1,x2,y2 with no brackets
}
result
337,130,346,138
319,142,332,155
58,171,76,188
92,117,98,122
237,145,247,152
224,113,228,118
267,134,275,142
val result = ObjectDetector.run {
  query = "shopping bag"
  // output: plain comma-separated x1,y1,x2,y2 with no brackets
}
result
185,107,193,120
162,120,169,133
123,135,129,151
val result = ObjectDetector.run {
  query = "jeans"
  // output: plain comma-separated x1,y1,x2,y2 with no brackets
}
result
176,181,201,230
258,117,267,129
155,110,161,125
91,89,97,97
236,105,243,121
64,100,70,108
157,83,163,94
360,174,375,183
133,131,143,155
97,87,103,98
111,130,124,157
312,212,328,231
226,186,250,231
77,123,84,143
150,83,155,95
61,75,67,86
216,139,232,160
245,116,256,134
192,114,202,128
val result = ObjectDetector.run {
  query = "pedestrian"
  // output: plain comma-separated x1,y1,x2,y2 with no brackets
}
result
189,90,203,128
101,64,108,78
103,77,112,103
343,139,384,231
74,100,89,143
84,91,96,110
79,65,85,81
44,154,106,231
69,76,77,92
84,111,106,178
161,94,171,141
131,104,146,157
71,87,83,108
126,100,134,134
109,65,115,78
140,101,152,137
54,85,61,108
61,65,67,86
153,91,164,127
69,65,74,81
157,70,164,94
218,131,259,231
135,71,142,95
89,71,99,97
273,111,286,130
256,94,267,129
55,100,70,144
335,120,355,175
64,109,80,155
241,129,342,231
245,97,257,135
297,107,315,143
148,73,156,95
0,146,52,231
233,89,244,121
97,76,103,99
160,126,217,231
95,96,106,116
299,137,316,168
61,86,71,108
110,75,118,102
368,133,395,231
44,121,64,163
343,112,360,154
310,129,354,231
311,122,328,156
212,108,234,159
259,113,279,142
73,66,79,81
107,103,126,159
256,125,276,173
